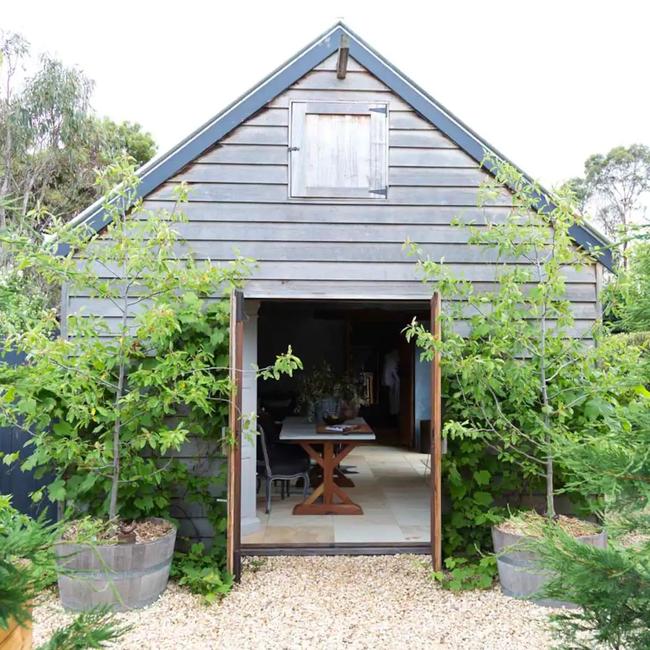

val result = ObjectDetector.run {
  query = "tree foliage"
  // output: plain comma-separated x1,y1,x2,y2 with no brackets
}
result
407,154,637,516
406,155,642,587
604,241,650,336
0,158,300,528
0,30,156,236
565,144,650,266
532,398,650,649
0,495,58,629
0,495,128,648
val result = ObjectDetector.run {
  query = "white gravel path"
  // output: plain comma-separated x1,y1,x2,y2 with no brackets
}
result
33,555,557,649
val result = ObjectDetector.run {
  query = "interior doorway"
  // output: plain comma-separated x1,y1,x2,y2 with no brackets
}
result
242,300,432,548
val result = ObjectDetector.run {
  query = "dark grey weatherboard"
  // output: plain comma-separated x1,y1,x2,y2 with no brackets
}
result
64,22,612,270
67,55,602,336
0,348,57,520
64,37,606,547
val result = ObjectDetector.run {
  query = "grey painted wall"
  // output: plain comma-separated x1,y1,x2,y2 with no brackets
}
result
66,52,601,335
257,303,346,399
414,331,432,451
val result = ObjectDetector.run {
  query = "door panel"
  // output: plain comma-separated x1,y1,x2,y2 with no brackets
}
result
226,289,244,580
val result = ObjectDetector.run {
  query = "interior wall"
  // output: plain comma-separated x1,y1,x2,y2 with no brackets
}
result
241,300,261,535
257,301,430,445
414,321,432,451
257,304,347,400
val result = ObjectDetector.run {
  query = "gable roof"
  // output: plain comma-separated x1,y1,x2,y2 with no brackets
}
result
66,22,613,270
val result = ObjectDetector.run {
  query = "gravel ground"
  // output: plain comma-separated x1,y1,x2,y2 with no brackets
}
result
33,555,557,649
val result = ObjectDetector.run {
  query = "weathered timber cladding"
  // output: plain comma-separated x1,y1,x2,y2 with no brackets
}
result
67,52,601,325
65,52,602,541
131,55,598,307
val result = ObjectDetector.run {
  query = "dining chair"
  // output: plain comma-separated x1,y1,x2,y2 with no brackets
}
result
257,424,310,514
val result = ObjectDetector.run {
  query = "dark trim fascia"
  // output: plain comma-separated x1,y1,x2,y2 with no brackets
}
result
64,21,612,270
241,542,430,556
63,23,345,243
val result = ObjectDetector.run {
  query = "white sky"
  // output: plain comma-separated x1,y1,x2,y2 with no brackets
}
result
3,0,650,188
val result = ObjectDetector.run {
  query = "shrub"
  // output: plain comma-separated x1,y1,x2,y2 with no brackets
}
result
0,495,128,648
406,154,643,585
534,399,650,649
0,158,301,595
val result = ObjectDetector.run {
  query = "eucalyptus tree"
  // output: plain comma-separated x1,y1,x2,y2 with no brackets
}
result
0,30,156,313
0,30,156,236
0,31,29,230
566,144,650,267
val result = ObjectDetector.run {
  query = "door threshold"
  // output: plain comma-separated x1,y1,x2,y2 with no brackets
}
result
241,542,430,556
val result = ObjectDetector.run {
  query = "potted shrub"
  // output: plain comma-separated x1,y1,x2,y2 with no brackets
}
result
532,398,650,646
0,160,300,610
406,155,635,601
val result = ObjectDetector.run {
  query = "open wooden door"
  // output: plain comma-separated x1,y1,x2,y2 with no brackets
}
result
226,289,244,581
430,292,442,572
398,336,415,447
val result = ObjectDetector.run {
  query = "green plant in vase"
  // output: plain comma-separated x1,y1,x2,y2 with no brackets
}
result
297,362,338,421
405,153,641,598
0,156,301,610
334,372,368,419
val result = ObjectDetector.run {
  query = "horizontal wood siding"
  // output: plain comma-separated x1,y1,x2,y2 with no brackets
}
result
149,184,513,205
68,297,600,320
166,437,226,548
68,314,600,342
63,51,602,547
68,53,600,333
78,242,594,269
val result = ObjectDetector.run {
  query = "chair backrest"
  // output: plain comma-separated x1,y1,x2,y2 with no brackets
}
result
257,424,272,476
258,410,282,445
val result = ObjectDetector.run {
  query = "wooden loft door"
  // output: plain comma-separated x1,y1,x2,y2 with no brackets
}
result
226,289,244,581
430,292,442,572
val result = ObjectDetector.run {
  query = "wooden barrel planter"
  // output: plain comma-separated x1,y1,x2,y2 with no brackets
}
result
55,518,176,612
492,525,607,607
0,614,32,650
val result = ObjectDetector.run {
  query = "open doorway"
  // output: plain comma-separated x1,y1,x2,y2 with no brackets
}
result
242,300,432,548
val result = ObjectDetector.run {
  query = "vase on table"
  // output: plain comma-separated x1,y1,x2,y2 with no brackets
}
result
315,397,339,423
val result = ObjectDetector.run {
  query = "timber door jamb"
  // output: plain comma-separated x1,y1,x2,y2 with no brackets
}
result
227,289,245,581
430,291,443,572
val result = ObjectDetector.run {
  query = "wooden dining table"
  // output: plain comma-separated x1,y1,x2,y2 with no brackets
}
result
280,416,376,515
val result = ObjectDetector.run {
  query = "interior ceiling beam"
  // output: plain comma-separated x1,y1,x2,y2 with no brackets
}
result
314,308,429,322
336,34,350,79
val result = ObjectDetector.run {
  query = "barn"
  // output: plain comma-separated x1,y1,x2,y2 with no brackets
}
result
65,23,610,576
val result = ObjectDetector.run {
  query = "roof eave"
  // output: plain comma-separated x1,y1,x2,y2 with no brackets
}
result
65,21,613,270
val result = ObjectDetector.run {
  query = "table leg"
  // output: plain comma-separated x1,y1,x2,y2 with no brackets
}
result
293,441,363,515
309,443,356,488
310,467,355,489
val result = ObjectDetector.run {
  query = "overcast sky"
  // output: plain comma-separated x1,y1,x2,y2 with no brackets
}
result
4,0,649,187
